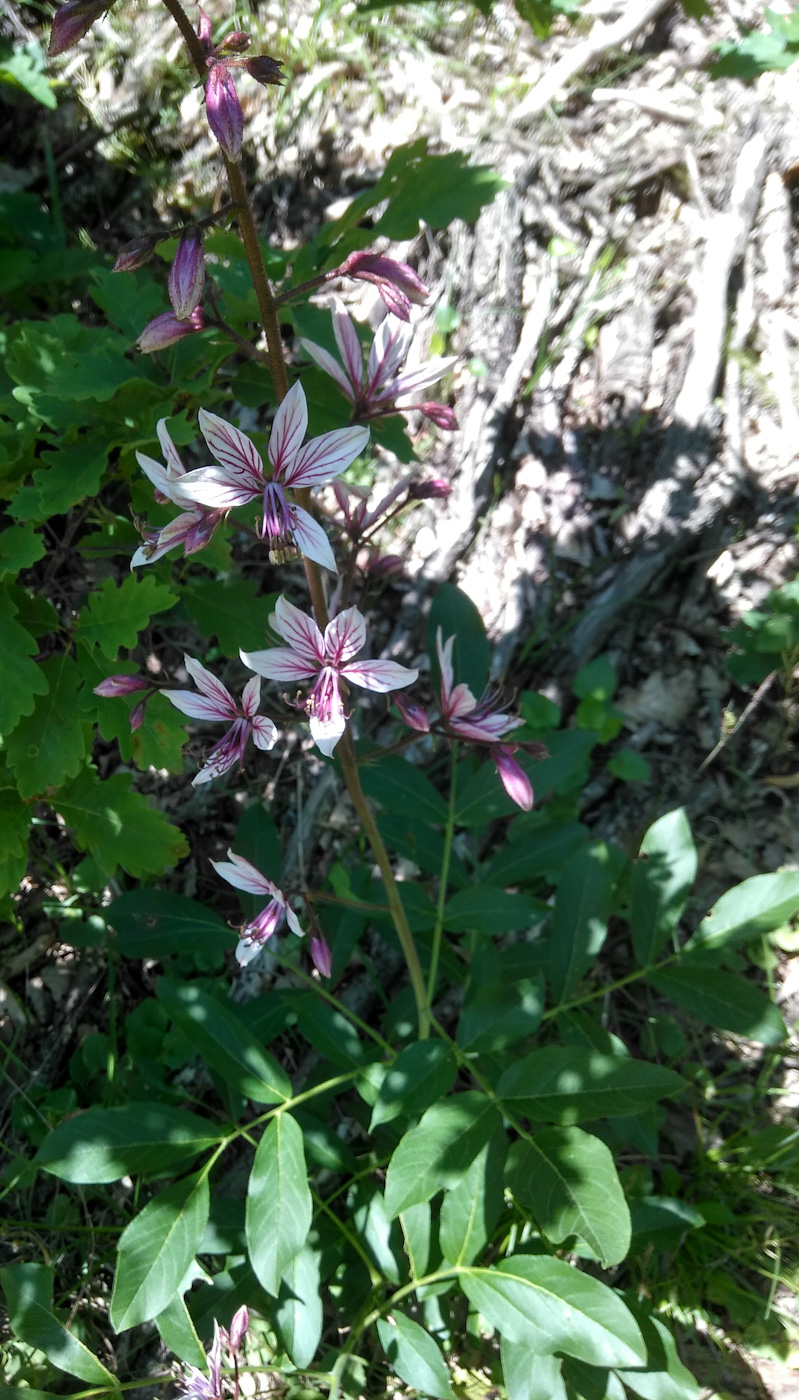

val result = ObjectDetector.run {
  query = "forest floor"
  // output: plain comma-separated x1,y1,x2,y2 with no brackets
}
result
3,0,799,1395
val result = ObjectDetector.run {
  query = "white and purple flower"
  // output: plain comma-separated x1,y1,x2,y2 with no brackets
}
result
132,418,223,568
175,382,369,572
163,656,278,785
301,300,457,428
211,849,303,966
241,595,417,757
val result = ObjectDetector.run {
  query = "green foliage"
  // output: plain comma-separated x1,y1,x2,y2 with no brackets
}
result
724,575,799,684
712,7,799,79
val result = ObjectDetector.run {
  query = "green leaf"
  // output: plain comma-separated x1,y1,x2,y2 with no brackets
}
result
647,966,786,1046
457,975,544,1053
183,580,280,656
5,655,86,798
75,575,177,659
158,980,292,1104
55,767,188,877
108,889,232,961
439,1127,506,1266
154,1294,206,1368
0,585,49,733
501,1340,566,1400
685,871,799,955
375,148,508,240
629,1197,705,1252
246,1114,312,1296
459,1257,645,1368
427,582,490,695
20,440,110,521
497,1047,686,1123
384,1092,500,1218
350,1183,402,1284
7,315,136,405
281,990,368,1068
615,1313,700,1400
506,1127,630,1266
444,887,540,935
377,1312,454,1399
0,521,45,578
400,1201,431,1279
574,656,617,701
360,752,448,824
630,810,697,966
549,843,615,1004
0,1263,117,1387
274,1244,323,1368
110,1173,210,1330
484,818,589,884
607,749,651,783
35,1103,221,1183
370,1041,457,1129
0,41,56,109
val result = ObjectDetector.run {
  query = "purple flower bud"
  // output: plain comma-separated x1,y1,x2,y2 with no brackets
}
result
227,1305,249,1352
169,228,205,321
420,402,458,431
408,476,451,501
394,693,431,734
94,674,150,698
129,700,147,731
241,55,285,87
206,63,243,159
48,0,108,58
310,931,332,978
197,7,213,49
113,234,159,274
492,745,534,812
137,307,205,353
340,251,428,317
367,553,404,579
220,31,252,54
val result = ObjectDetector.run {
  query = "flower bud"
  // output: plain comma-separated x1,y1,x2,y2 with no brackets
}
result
197,7,213,48
393,693,431,734
408,476,451,501
340,251,428,317
310,931,332,978
226,1305,249,1352
220,30,252,53
137,307,205,353
206,63,243,160
113,233,159,273
129,700,147,731
420,402,458,431
94,674,149,698
492,745,533,812
367,553,404,579
169,228,205,321
241,55,285,87
48,0,108,58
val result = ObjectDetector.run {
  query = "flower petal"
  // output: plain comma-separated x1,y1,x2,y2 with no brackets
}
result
192,747,240,784
211,850,277,896
342,659,418,693
252,714,279,749
301,338,357,398
183,656,238,710
273,595,326,665
240,674,261,716
290,506,338,573
240,645,318,682
331,298,364,391
389,355,458,402
236,934,263,966
286,425,370,487
156,419,187,479
309,708,346,756
136,450,171,496
493,746,534,811
268,380,308,475
436,629,455,708
324,606,366,664
163,689,236,721
198,408,265,487
175,466,259,510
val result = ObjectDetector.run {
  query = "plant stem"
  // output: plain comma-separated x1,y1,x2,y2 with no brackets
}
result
426,742,458,1013
158,0,288,402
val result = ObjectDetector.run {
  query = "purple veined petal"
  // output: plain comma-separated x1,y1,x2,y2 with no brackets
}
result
211,849,278,896
184,655,238,710
285,904,303,938
240,645,318,683
493,746,534,811
450,714,515,743
300,338,357,398
286,425,370,488
331,299,364,392
436,629,455,708
236,934,263,966
155,419,187,478
389,355,459,402
342,659,419,694
273,595,326,665
163,688,237,721
268,380,308,475
205,62,243,159
367,317,413,395
130,512,198,569
240,674,261,717
192,744,241,785
176,466,259,510
198,408,265,487
377,282,411,321
393,692,431,733
310,930,332,976
291,505,338,573
136,451,173,498
252,714,279,750
447,679,480,721
324,606,366,665
309,707,346,757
